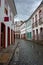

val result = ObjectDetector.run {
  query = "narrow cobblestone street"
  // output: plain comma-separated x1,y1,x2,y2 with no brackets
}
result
0,0,43,65
9,39,43,65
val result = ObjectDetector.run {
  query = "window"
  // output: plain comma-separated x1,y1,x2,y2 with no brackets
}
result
32,17,34,23
5,0,7,4
10,10,12,21
35,15,37,21
39,10,42,18
39,10,41,13
0,0,1,7
5,8,8,15
10,14,12,20
4,17,9,21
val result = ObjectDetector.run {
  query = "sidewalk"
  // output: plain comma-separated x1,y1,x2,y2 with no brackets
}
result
25,38,43,45
0,42,18,65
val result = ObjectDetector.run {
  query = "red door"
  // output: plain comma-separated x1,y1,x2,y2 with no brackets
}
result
1,23,6,48
11,30,14,44
14,32,15,42
8,27,10,46
0,23,1,48
11,30,12,44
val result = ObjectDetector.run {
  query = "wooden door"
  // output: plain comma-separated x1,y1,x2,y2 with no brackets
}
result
1,23,6,48
8,27,10,46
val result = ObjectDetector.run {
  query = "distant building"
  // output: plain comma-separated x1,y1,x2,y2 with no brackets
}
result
14,22,20,39
0,0,17,48
14,21,22,39
31,1,43,40
25,18,32,40
20,22,26,39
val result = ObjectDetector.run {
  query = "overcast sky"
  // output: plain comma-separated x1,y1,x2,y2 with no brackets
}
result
14,0,42,21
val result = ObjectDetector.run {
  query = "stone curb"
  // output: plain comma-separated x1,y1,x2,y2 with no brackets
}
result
25,39,43,46
8,42,19,65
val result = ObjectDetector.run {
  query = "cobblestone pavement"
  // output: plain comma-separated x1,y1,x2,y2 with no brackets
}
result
9,39,43,65
0,42,18,65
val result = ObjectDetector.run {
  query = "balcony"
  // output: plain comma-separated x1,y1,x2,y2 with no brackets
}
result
32,23,34,28
4,17,9,22
35,21,38,27
15,30,20,33
39,12,43,19
39,18,43,25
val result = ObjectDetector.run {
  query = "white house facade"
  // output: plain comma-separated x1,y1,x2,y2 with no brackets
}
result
0,0,17,48
31,1,43,40
25,18,32,40
20,22,26,39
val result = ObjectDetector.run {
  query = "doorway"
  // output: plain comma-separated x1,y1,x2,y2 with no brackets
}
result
40,28,43,40
8,27,10,46
36,29,38,40
1,23,6,48
11,30,12,44
33,30,35,40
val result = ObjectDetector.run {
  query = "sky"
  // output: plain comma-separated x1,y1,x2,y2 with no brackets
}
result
14,0,42,21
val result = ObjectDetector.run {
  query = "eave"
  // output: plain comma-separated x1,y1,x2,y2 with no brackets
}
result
7,0,17,16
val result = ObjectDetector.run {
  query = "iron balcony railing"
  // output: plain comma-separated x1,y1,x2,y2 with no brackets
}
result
32,17,43,28
39,12,43,19
32,23,34,28
39,18,43,25
35,21,38,27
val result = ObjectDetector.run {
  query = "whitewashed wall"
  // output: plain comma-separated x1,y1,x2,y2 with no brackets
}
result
20,23,26,34
0,0,15,48
31,6,43,40
0,0,4,22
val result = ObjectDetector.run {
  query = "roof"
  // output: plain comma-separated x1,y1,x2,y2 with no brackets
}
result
41,0,43,4
25,0,43,23
30,0,43,18
7,0,17,16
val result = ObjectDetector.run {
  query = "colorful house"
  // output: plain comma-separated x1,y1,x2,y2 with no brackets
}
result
14,21,20,39
20,22,26,39
25,0,43,41
0,0,17,48
31,1,43,40
25,18,32,40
